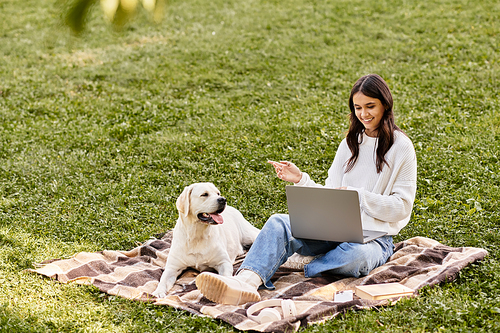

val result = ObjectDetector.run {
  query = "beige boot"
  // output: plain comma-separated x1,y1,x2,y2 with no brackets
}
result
196,271,261,305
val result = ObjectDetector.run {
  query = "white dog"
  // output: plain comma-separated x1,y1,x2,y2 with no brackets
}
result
152,182,260,298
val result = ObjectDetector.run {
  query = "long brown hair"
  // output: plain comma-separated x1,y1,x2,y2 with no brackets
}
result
345,74,401,173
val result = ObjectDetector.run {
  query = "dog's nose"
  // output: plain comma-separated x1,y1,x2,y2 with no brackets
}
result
218,197,227,205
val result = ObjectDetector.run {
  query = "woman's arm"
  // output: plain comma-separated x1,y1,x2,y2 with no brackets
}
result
349,142,417,223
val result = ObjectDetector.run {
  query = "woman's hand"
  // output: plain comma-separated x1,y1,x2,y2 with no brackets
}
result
268,160,302,183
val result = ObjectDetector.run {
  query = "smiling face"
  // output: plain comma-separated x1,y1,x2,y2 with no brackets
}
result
353,92,386,137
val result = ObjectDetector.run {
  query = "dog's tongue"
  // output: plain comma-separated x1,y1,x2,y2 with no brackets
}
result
210,213,224,224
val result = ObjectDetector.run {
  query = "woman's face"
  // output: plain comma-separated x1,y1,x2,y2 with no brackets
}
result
353,92,385,137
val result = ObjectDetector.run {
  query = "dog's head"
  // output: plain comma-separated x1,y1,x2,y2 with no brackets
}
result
176,182,227,225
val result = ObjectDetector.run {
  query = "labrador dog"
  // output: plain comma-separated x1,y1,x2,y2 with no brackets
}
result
152,182,260,298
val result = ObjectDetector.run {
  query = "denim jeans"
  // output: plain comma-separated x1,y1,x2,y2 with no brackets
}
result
238,214,394,290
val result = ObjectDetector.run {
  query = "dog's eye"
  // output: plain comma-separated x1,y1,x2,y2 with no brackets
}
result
201,193,208,197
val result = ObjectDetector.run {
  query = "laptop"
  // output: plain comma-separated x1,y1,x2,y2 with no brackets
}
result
285,185,387,244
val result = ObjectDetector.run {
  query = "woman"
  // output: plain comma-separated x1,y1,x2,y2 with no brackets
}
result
195,74,417,305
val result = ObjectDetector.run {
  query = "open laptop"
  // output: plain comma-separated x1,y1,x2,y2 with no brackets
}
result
285,185,387,244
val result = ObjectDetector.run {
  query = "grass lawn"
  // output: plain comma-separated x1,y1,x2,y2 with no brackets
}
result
1,0,499,331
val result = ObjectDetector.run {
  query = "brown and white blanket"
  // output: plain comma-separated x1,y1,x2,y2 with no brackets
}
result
31,233,487,333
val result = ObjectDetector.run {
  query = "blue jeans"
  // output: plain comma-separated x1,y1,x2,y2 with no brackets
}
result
238,214,394,289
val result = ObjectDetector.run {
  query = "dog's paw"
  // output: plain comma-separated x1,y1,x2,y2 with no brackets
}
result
152,287,167,298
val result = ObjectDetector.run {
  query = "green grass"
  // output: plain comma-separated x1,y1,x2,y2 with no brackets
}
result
0,0,499,331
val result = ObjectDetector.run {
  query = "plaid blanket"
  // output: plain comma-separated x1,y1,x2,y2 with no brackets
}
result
31,233,487,333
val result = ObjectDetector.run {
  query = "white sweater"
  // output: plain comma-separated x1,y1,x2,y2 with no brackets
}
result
296,130,417,235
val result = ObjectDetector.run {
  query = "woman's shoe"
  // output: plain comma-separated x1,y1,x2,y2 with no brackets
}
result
195,272,261,305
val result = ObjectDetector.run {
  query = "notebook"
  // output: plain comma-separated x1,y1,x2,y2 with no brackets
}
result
354,283,415,300
285,185,387,244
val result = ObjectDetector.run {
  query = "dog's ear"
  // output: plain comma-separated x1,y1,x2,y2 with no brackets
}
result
176,185,193,217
